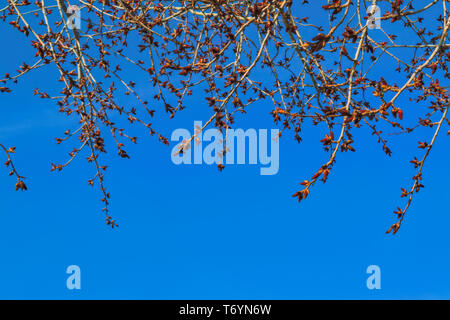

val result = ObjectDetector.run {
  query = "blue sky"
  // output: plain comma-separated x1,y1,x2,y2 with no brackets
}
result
0,1,449,299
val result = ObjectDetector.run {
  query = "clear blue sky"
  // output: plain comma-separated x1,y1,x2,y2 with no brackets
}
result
0,1,449,299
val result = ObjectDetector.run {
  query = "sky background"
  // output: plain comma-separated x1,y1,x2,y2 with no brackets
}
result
0,1,449,299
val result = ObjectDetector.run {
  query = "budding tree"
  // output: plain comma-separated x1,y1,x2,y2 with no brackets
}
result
1,0,449,233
